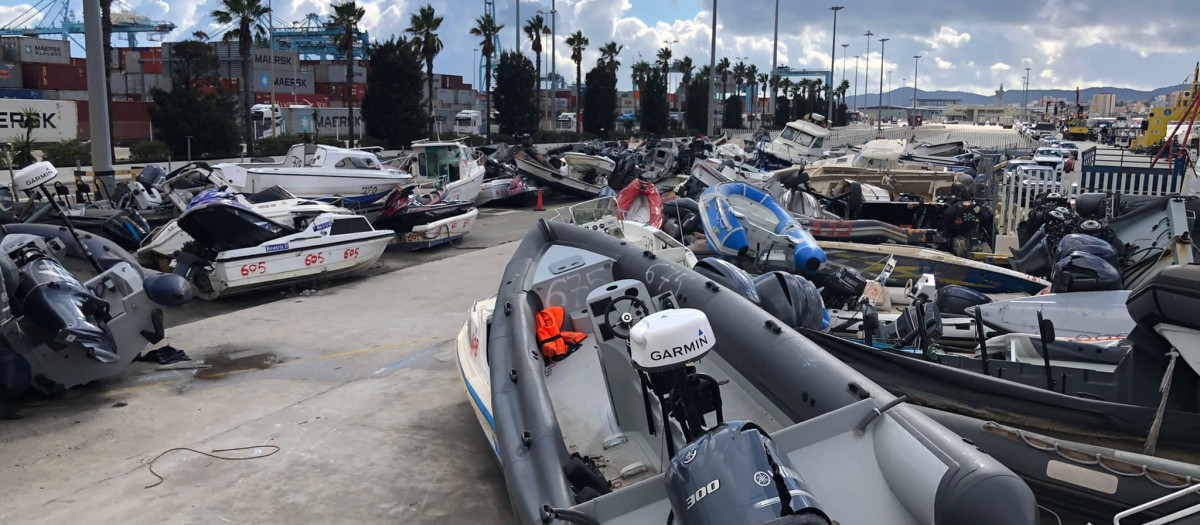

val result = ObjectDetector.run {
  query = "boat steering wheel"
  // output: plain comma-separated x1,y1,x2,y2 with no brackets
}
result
604,295,651,340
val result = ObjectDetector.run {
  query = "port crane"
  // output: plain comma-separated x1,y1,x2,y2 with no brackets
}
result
0,0,176,47
268,13,369,59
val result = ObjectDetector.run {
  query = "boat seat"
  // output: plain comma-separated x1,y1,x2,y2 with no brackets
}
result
1127,265,1200,332
177,201,297,252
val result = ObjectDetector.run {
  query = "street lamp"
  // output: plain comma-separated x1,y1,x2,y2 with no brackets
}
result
539,7,558,127
912,55,921,113
853,55,859,112
877,37,888,132
863,30,873,109
707,0,718,136
1024,66,1031,123
770,0,780,115
840,43,849,84
827,6,843,124
472,48,478,90
663,38,679,95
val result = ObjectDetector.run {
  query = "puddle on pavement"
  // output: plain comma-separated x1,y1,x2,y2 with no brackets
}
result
196,352,281,380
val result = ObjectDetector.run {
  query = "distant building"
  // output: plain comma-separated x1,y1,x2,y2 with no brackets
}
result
943,103,1022,123
915,98,960,107
1091,93,1116,117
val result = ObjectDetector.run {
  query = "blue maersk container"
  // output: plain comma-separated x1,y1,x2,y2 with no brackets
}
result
0,88,42,100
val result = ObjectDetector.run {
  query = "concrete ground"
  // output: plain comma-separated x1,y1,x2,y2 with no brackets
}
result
0,202,583,524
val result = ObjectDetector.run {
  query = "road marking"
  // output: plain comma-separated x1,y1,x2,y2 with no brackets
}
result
479,209,522,216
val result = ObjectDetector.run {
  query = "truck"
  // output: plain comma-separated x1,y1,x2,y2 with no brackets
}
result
999,116,1014,129
452,110,482,136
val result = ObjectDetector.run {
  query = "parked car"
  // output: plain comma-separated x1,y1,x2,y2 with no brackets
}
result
1060,150,1075,172
1059,141,1079,159
1033,147,1065,174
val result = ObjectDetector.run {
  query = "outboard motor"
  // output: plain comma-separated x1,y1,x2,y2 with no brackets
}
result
664,420,831,525
753,272,825,330
3,234,118,363
693,258,759,303
1051,251,1122,293
935,284,991,315
1055,233,1119,268
819,266,867,310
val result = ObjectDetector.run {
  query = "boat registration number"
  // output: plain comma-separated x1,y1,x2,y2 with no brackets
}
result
240,261,267,276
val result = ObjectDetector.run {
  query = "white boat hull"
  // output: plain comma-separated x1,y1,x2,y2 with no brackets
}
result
561,152,616,175
392,207,480,251
204,230,392,299
476,178,537,205
515,156,605,198
217,164,409,200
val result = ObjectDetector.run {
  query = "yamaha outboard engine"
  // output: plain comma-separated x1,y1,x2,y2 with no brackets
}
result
3,234,118,363
664,421,831,525
819,266,867,310
1051,251,1122,293
753,272,825,330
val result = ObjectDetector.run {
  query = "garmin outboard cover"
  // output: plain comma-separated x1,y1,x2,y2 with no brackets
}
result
3,234,118,363
1051,251,1122,293
753,272,825,330
664,420,831,525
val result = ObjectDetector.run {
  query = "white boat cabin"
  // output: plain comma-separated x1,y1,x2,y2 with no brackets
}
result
279,144,386,171
403,141,480,184
765,119,832,163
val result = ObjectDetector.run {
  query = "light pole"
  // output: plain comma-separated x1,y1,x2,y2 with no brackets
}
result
853,55,859,112
827,6,843,124
863,30,873,109
770,0,779,116
663,38,679,96
707,0,718,136
912,55,921,113
1024,66,1031,123
515,0,519,51
840,43,849,84
539,7,558,126
472,48,478,91
877,37,888,132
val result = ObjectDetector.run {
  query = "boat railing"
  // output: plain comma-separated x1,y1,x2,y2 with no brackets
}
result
1113,482,1200,524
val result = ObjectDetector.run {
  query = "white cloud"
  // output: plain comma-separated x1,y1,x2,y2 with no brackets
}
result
1039,69,1054,79
934,57,954,70
916,26,971,50
990,62,1012,72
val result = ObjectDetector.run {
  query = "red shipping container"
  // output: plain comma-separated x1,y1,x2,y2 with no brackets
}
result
110,100,150,121
142,48,163,74
21,63,87,91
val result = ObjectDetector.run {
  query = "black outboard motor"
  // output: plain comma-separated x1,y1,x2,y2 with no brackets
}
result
820,266,867,310
664,421,831,525
1056,233,1119,268
753,272,825,330
935,284,991,315
5,235,118,363
1051,251,1122,293
693,258,759,303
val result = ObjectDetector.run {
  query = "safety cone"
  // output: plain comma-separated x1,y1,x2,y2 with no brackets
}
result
534,189,545,211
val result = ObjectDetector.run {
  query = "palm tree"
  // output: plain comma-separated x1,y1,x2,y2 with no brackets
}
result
191,30,209,41
811,79,823,117
745,64,759,118
469,13,503,138
565,30,588,137
656,47,672,77
716,57,730,99
524,15,551,104
757,72,769,118
406,4,444,137
673,56,694,112
211,0,270,153
599,41,623,72
631,60,651,122
329,2,364,147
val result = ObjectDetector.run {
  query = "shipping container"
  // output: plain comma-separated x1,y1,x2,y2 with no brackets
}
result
251,68,315,94
0,61,21,89
315,63,367,83
253,92,331,107
281,106,360,139
0,87,41,99
2,36,71,65
42,90,89,101
22,63,87,91
110,73,128,95
0,99,78,141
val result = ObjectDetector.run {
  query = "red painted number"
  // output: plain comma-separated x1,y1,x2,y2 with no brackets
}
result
343,248,360,259
304,253,325,266
240,262,267,276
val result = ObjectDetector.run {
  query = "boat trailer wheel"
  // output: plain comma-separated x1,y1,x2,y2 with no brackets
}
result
604,295,650,340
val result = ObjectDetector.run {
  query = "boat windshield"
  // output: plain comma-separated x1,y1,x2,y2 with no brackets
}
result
726,194,781,232
779,126,822,148
551,197,624,237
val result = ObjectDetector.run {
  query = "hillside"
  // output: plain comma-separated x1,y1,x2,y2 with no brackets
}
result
844,84,1190,107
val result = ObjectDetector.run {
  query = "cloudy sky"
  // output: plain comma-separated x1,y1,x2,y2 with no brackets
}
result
4,0,1197,96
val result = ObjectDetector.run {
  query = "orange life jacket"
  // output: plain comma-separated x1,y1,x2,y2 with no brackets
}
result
535,306,588,361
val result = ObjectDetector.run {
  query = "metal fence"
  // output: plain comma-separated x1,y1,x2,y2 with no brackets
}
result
728,126,1037,153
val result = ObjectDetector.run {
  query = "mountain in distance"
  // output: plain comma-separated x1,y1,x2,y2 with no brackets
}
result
843,84,1189,107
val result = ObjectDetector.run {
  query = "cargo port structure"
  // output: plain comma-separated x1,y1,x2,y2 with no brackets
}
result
0,0,175,47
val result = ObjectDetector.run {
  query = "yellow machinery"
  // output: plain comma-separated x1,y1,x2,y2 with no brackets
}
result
1132,63,1199,152
1064,87,1091,141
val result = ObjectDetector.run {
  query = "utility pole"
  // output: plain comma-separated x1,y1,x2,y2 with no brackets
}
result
912,55,921,114
770,0,779,116
515,0,520,51
877,37,888,133
1024,66,1031,122
827,6,843,124
853,55,859,112
269,0,275,137
707,0,718,136
840,43,849,84
82,0,113,178
863,30,873,110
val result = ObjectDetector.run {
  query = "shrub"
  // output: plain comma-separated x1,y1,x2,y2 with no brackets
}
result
42,139,92,167
130,140,172,162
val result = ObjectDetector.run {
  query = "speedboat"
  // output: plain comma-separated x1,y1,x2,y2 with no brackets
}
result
476,176,538,206
820,240,1049,295
515,155,608,199
455,220,1036,524
760,119,830,166
561,151,616,177
215,144,412,203
165,191,393,299
552,196,696,269
391,140,487,203
804,140,960,200
699,181,826,274
374,186,478,251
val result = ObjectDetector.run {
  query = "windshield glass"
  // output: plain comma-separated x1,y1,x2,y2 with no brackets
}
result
455,118,474,126
554,197,621,225
1035,149,1059,156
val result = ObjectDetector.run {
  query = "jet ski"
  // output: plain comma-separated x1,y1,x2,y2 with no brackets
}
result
0,163,192,398
456,219,1036,524
374,186,478,251
699,181,826,274
165,190,393,299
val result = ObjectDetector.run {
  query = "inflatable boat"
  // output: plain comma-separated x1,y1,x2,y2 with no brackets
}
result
615,179,663,228
699,182,826,274
456,220,1036,524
